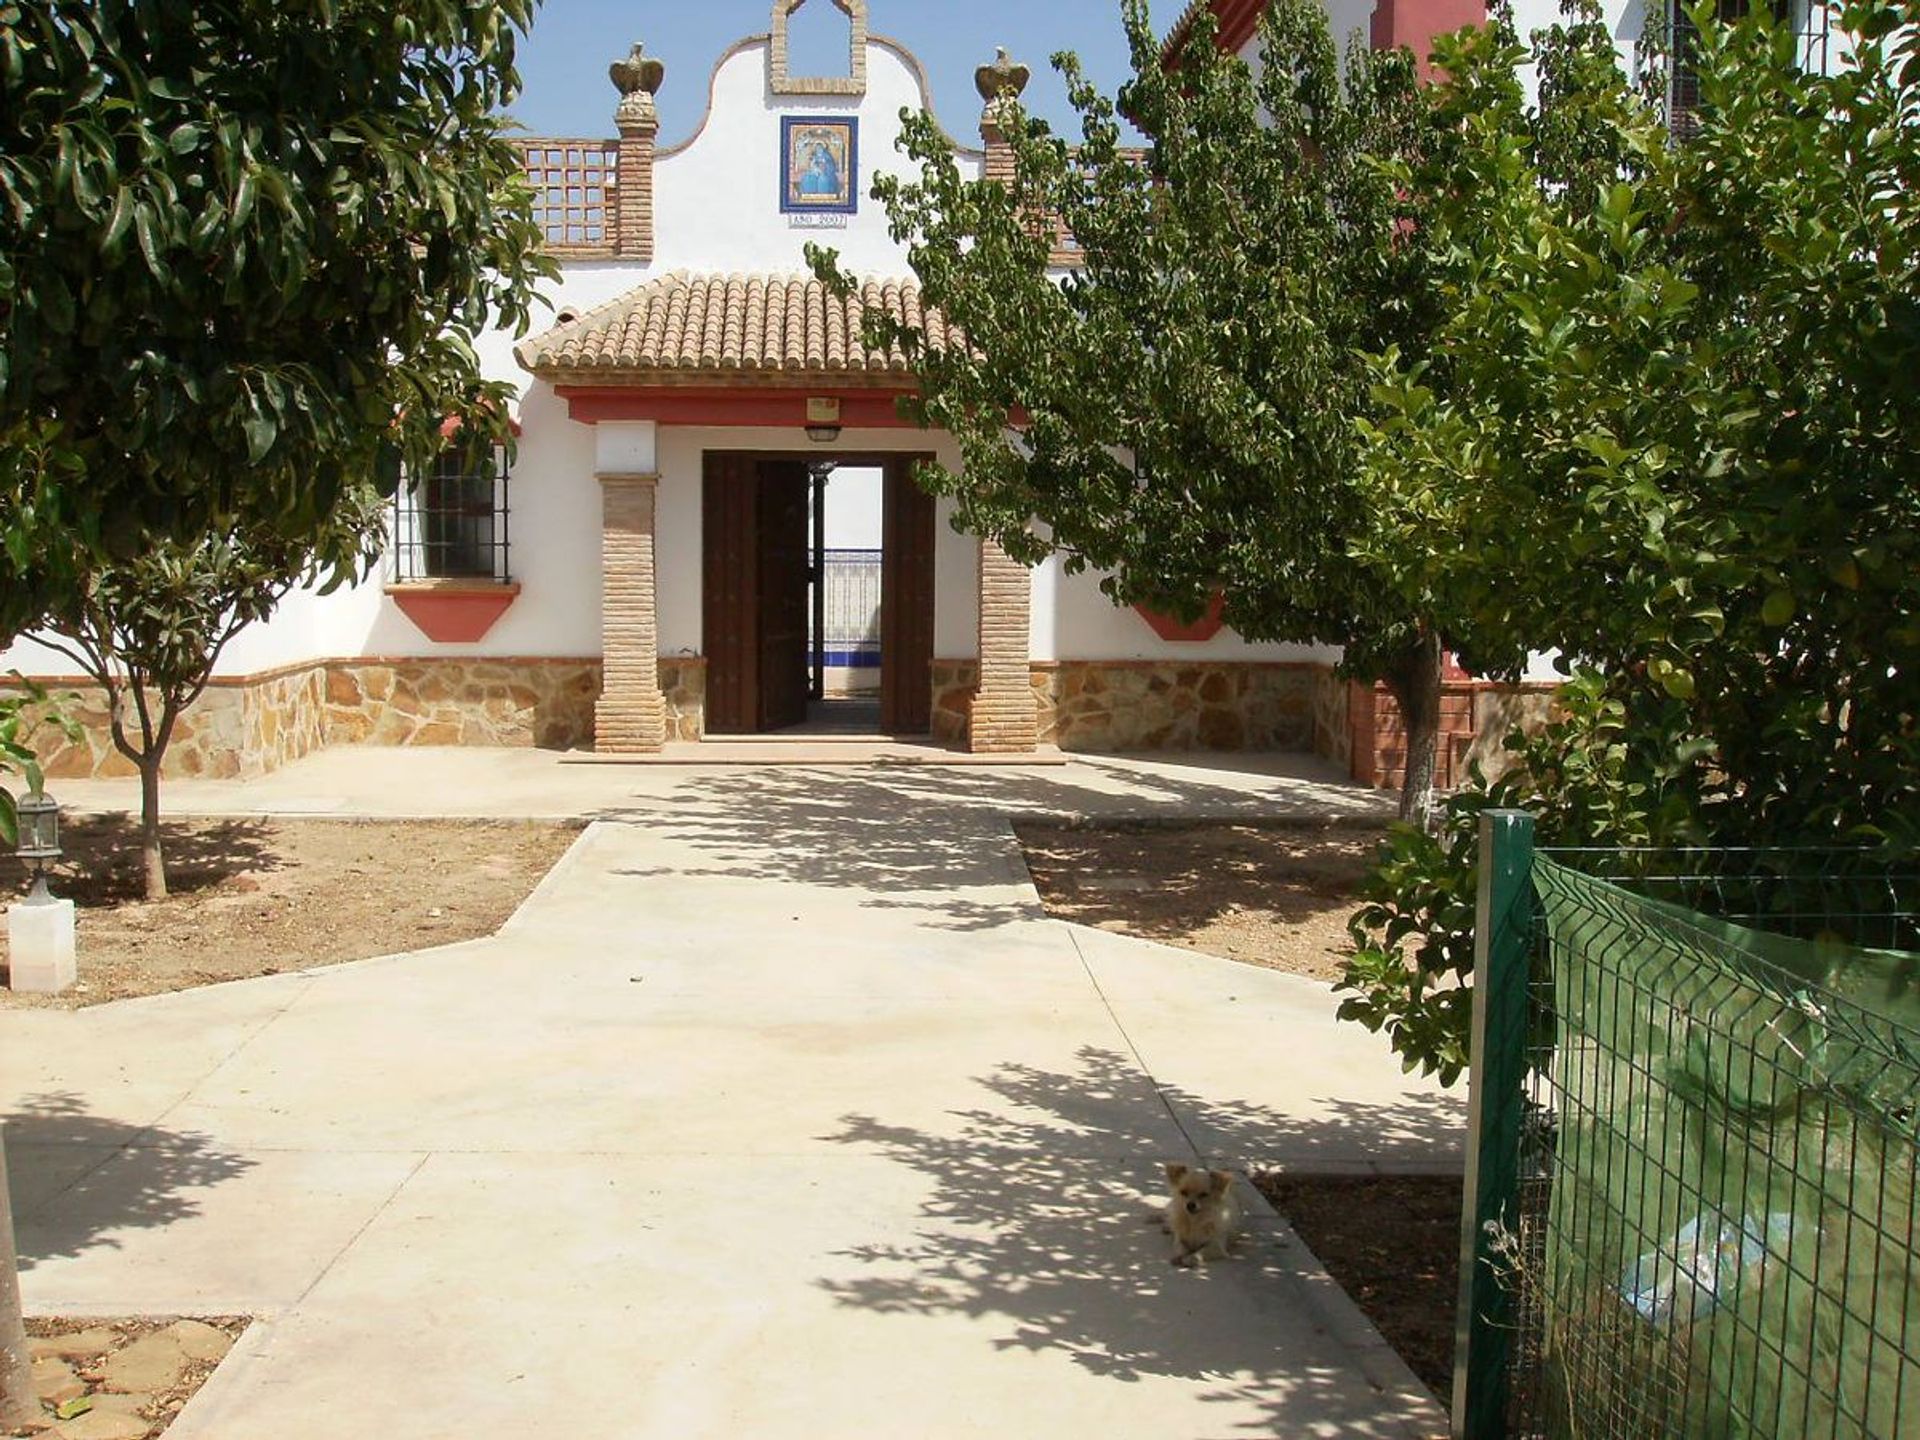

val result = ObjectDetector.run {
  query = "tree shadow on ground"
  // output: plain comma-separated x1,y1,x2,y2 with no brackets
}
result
615,762,1385,933
820,1046,1456,1435
3,816,284,907
1015,818,1384,948
2,1091,256,1272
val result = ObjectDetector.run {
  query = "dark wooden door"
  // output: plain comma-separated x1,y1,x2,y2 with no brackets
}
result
881,456,937,735
703,453,759,734
756,461,812,731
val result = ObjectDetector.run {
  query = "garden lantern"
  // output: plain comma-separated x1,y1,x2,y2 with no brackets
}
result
6,785,72,993
13,788,59,900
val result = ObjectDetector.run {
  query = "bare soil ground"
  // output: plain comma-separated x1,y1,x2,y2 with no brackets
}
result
1013,819,1384,980
1255,1173,1462,1407
0,817,579,1009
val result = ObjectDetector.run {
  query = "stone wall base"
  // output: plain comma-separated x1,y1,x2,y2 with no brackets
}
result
22,664,330,782
14,658,676,781
12,655,1556,784
936,659,1328,755
1035,661,1316,751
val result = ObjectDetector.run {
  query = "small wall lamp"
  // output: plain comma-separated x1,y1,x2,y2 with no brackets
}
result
805,397,842,445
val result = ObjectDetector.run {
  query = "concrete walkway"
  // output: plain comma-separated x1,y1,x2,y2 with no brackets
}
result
2,749,1459,1438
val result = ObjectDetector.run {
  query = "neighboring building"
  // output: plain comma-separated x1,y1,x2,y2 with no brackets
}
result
4,0,1567,787
1167,0,1839,123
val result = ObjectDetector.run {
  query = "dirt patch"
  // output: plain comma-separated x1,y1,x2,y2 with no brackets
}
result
1,817,579,1008
1255,1172,1461,1405
11,1315,249,1437
1014,820,1383,980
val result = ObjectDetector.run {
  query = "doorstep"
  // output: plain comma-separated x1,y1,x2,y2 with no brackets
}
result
563,739,1070,766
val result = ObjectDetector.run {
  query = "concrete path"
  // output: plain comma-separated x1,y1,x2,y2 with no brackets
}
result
2,750,1459,1438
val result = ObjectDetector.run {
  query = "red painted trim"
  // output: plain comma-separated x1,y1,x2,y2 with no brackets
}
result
556,387,923,429
386,583,521,643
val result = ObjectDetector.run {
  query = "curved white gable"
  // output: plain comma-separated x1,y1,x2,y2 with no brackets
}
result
649,36,981,276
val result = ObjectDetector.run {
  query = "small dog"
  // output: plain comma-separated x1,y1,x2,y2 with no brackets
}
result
1160,1161,1240,1267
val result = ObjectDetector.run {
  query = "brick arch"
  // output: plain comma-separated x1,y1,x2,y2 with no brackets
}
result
769,0,868,96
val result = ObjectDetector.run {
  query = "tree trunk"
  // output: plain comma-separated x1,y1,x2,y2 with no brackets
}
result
1384,631,1446,831
138,755,166,900
0,1127,36,1429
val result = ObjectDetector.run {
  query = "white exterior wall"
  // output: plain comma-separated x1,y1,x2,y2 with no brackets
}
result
0,21,1426,686
1033,564,1339,664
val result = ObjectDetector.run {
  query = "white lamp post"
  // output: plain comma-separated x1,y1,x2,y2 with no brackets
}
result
7,789,75,993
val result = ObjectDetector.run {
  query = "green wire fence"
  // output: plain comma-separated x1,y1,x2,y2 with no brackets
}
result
1454,812,1920,1438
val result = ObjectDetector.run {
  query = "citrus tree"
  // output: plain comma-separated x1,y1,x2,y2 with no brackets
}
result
35,492,386,900
0,0,554,638
1339,0,1920,1081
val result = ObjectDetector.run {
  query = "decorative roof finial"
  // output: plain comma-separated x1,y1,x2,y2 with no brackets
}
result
975,46,1031,105
610,43,666,130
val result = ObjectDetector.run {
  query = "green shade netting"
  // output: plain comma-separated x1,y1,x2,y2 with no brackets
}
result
1529,857,1920,1438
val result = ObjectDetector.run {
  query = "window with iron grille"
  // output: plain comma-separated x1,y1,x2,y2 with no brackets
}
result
392,447,512,583
1654,0,1832,139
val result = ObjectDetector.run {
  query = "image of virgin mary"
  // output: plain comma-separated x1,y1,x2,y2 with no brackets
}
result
797,140,843,200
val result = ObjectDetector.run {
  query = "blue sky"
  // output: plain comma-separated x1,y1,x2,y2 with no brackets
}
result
507,1,1163,144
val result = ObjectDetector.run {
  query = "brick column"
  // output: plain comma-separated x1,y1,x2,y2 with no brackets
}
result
609,45,663,262
976,47,1029,181
595,472,668,754
966,51,1040,756
970,537,1037,754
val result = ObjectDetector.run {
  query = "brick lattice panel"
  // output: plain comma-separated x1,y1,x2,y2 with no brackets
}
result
516,139,620,255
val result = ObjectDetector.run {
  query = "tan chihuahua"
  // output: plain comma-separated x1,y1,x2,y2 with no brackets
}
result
1161,1162,1240,1266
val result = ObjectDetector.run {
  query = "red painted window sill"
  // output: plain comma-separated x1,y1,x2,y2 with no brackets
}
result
1133,591,1226,643
386,580,521,643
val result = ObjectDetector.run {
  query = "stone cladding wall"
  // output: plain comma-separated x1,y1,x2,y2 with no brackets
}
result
658,658,706,741
1033,661,1317,752
13,655,1556,779
1311,668,1352,774
929,659,978,745
22,663,330,782
323,659,601,751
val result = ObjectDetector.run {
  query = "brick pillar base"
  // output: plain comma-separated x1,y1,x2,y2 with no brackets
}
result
595,695,667,753
596,472,668,754
971,537,1037,754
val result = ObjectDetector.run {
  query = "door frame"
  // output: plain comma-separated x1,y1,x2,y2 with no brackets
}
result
701,450,937,736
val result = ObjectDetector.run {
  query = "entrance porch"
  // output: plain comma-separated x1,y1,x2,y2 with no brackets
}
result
516,270,1040,758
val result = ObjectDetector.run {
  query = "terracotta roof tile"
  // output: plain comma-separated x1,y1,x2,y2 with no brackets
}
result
515,271,958,382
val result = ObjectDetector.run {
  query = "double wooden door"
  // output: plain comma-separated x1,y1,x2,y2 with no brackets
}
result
702,453,934,736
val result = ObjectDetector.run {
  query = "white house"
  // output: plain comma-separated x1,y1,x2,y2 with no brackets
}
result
14,0,1634,788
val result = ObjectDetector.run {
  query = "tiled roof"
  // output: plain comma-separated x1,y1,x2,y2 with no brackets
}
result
515,271,958,382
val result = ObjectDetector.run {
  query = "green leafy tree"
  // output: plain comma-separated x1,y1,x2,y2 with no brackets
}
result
0,0,555,638
1342,0,1920,1080
32,492,385,899
1361,0,1918,842
813,0,1463,817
